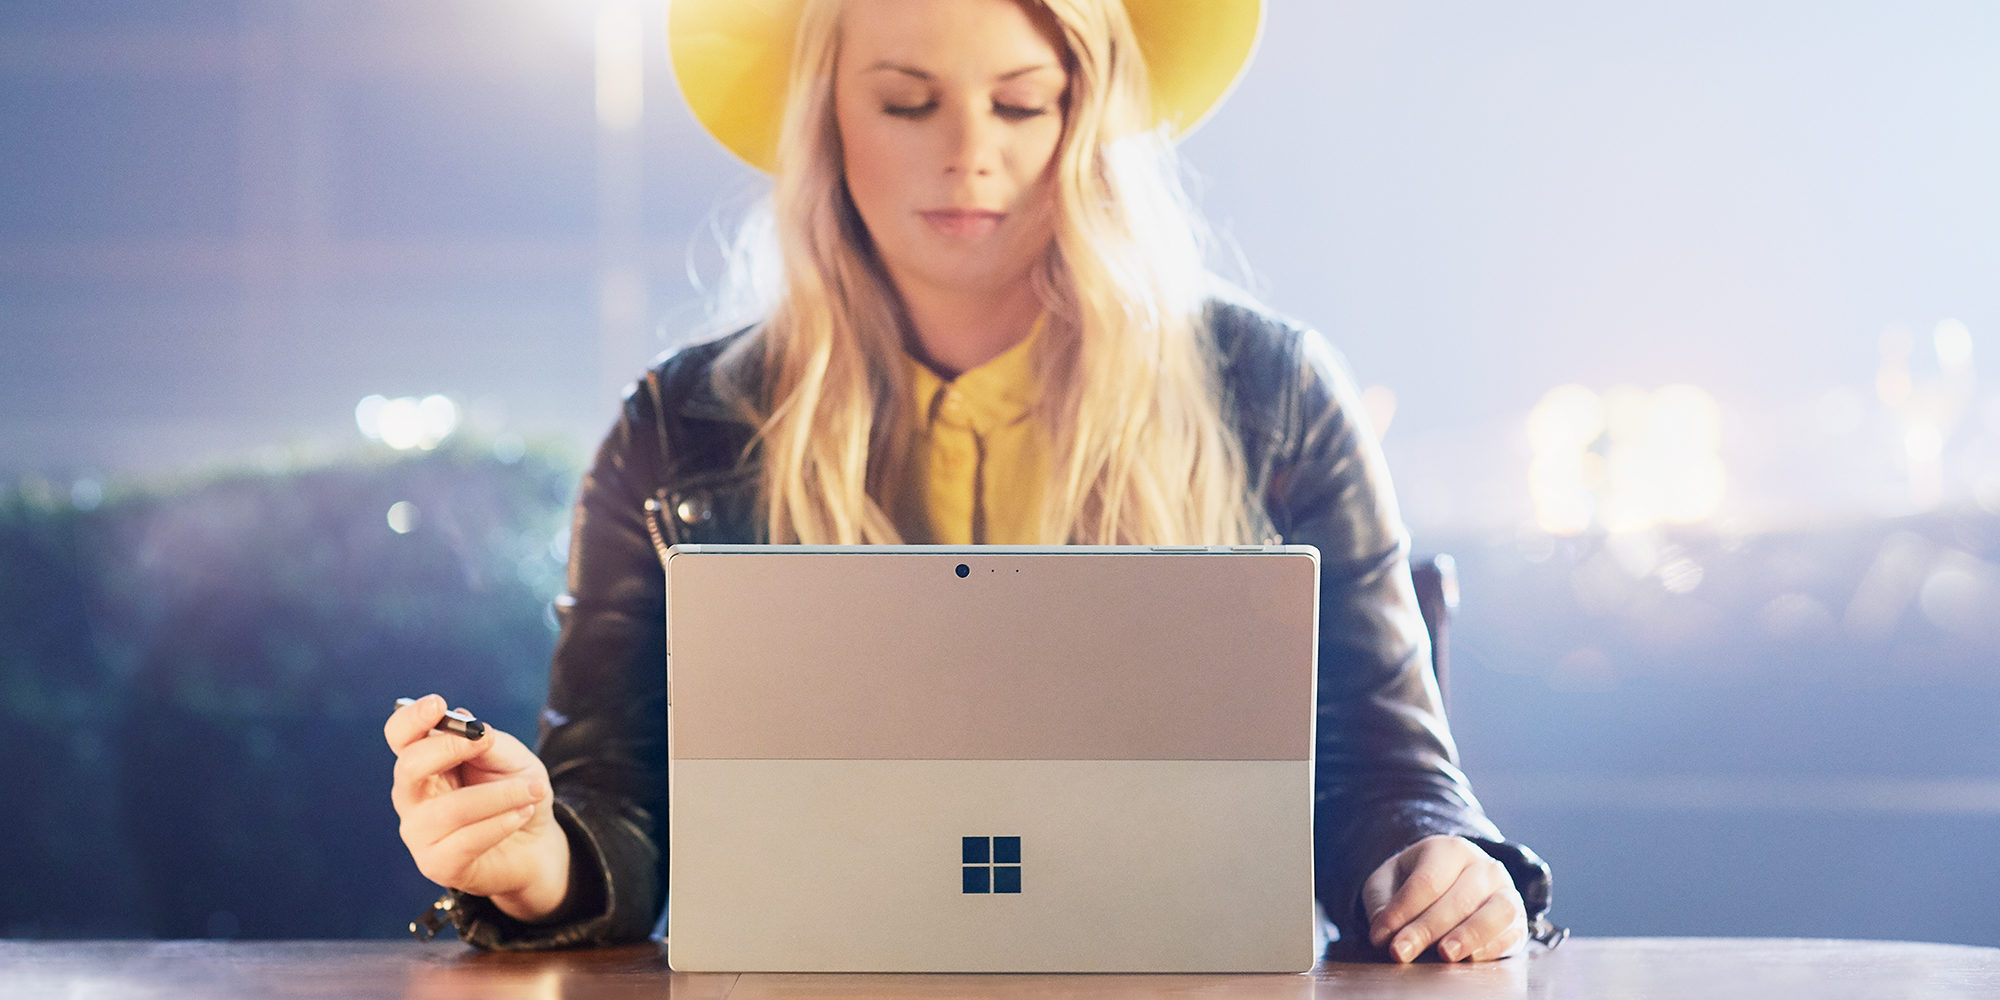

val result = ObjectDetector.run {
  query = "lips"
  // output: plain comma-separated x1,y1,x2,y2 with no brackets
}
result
920,209,1005,239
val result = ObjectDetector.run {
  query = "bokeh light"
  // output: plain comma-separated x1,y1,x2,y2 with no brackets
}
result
1933,318,1974,374
1527,382,1726,536
386,500,420,534
356,394,459,451
595,6,645,131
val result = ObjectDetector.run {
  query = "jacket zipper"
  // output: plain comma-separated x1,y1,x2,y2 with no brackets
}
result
408,892,454,941
643,493,675,566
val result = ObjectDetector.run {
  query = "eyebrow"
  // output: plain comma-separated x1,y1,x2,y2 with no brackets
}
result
863,61,1061,83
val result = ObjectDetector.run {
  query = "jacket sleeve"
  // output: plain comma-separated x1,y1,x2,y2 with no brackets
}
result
445,378,674,950
1261,325,1557,952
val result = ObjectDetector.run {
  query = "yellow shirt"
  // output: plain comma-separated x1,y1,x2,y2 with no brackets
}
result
895,322,1049,545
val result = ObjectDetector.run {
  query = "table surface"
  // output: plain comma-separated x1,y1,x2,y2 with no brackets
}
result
6,937,1999,999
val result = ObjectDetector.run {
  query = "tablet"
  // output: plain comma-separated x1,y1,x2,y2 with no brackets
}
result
665,544,1320,972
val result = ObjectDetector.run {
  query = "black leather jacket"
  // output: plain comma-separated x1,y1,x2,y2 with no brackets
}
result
443,298,1557,953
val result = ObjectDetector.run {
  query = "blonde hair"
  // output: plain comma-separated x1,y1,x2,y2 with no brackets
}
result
715,0,1270,545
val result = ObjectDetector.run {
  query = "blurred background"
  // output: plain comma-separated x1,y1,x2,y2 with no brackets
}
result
2,0,1996,944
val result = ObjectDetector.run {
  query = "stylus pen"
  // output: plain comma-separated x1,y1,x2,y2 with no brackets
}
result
394,697,487,741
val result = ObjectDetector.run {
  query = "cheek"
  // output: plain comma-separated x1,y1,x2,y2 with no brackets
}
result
836,110,908,222
1011,130,1064,213
844,142,899,218
1010,121,1064,191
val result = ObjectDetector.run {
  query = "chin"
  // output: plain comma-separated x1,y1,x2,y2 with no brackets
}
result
890,255,1022,298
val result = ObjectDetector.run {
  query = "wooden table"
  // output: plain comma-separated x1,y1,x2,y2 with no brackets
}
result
5,937,1997,999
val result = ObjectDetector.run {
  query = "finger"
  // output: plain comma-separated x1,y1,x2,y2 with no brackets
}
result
402,777,546,851
389,725,549,819
414,801,539,889
391,715,545,798
448,725,544,783
1366,839,1454,947
401,776,550,850
385,694,452,752
390,726,499,811
1437,890,1526,962
1388,857,1512,963
1359,853,1404,944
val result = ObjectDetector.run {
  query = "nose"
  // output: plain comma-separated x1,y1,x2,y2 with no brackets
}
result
941,99,996,178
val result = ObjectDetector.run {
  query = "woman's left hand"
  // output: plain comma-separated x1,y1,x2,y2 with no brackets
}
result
1361,834,1527,963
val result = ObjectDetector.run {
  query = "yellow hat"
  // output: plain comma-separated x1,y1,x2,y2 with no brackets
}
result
668,0,1264,173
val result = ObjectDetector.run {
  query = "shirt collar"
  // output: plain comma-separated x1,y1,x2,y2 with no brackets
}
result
905,315,1046,434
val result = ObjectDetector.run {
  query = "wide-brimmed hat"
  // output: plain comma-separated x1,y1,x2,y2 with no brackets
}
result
668,0,1263,173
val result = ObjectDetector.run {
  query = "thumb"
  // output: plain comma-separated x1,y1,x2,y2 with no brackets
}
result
456,724,546,782
1359,850,1403,939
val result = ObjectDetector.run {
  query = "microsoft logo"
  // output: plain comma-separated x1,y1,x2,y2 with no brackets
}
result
961,836,1022,894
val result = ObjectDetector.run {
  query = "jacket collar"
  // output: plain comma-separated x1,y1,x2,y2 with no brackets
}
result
669,327,763,426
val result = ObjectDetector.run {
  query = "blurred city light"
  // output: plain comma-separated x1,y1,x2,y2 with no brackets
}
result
595,5,644,131
1876,319,1979,512
492,433,528,465
1935,318,1974,373
1877,326,1915,407
70,478,104,512
386,501,420,535
1842,532,1931,641
1526,384,1604,536
355,395,460,451
1527,383,1726,537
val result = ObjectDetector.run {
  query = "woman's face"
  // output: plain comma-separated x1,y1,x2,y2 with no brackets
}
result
832,0,1069,302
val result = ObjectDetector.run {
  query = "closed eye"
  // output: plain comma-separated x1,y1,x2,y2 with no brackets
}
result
882,102,1053,122
994,103,1051,121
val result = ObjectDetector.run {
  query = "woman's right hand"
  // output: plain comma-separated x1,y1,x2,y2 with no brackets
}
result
386,694,572,923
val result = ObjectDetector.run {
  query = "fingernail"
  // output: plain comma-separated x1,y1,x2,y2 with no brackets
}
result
1393,937,1415,962
1439,939,1461,962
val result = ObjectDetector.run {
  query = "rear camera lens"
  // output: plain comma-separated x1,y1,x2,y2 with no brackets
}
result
955,564,969,578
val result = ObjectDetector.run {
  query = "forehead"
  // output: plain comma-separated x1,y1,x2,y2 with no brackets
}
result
836,0,1067,77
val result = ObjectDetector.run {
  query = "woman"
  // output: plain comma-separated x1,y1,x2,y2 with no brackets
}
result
387,0,1557,963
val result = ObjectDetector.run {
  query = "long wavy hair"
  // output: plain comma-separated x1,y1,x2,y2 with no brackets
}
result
713,0,1271,545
